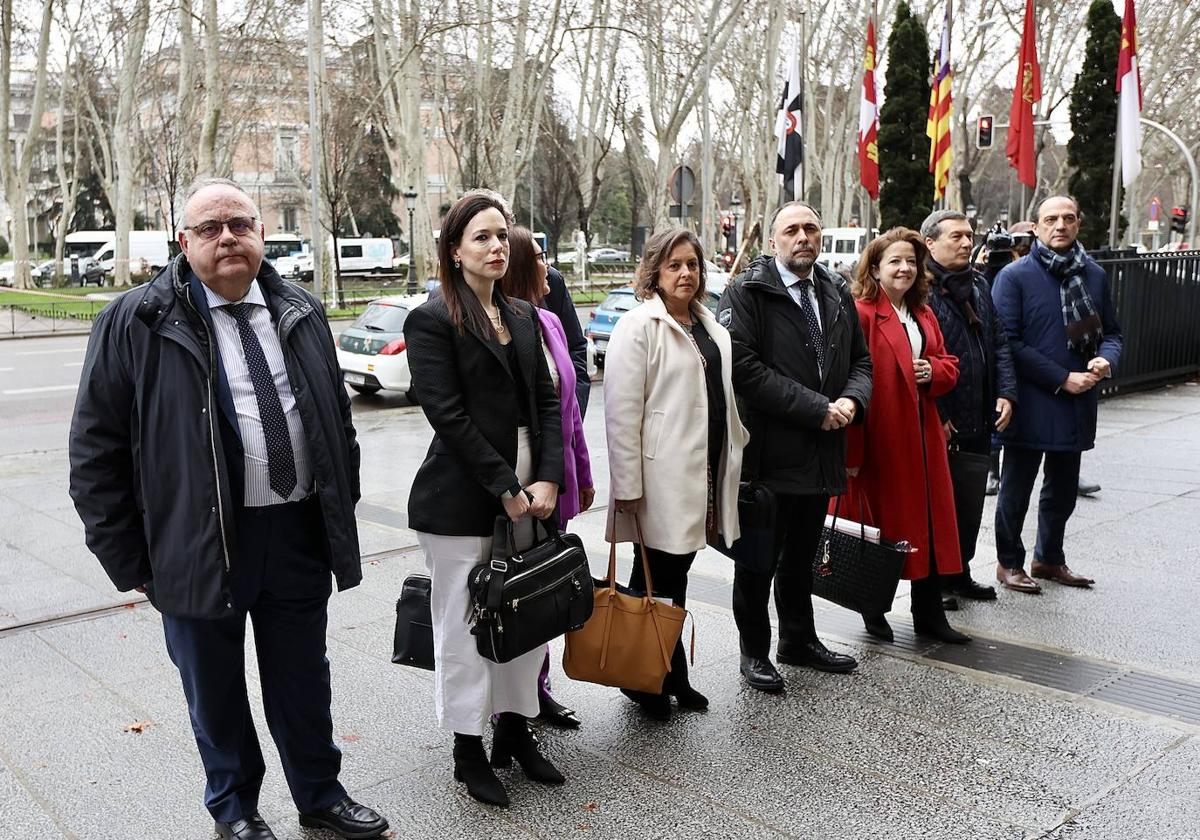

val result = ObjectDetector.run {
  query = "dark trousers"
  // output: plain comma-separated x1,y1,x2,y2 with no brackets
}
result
732,493,827,659
949,433,991,576
995,446,1082,569
161,497,345,823
628,543,695,694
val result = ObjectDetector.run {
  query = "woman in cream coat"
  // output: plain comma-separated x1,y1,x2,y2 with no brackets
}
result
605,228,748,721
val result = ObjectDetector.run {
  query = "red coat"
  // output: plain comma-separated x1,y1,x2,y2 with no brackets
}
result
840,295,962,580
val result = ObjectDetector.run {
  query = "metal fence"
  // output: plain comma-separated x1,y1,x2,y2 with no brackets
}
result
1,302,102,337
1096,249,1200,395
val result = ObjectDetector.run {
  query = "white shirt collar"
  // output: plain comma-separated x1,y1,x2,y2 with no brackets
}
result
775,257,815,290
202,278,266,311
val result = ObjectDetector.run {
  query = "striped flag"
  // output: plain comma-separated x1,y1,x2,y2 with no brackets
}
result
1116,0,1142,187
859,15,881,200
926,4,953,202
775,40,804,201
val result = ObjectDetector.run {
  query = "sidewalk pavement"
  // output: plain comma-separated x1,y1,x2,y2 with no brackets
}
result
1,383,1199,839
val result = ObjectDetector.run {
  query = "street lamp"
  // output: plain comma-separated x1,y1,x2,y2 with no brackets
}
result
729,195,743,249
403,187,418,295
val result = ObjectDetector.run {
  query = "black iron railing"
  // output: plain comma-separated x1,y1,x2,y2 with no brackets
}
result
1094,250,1200,395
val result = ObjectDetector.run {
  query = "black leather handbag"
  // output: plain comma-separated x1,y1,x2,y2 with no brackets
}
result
391,574,435,670
811,495,910,616
711,481,778,574
468,516,594,664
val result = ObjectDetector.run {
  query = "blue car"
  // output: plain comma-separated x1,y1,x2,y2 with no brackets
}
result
584,283,722,368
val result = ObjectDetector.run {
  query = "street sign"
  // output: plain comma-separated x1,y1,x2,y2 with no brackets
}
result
1148,220,1160,231
669,165,696,204
1149,197,1161,222
669,204,694,218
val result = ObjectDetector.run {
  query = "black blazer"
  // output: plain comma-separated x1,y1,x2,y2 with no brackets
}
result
406,293,565,536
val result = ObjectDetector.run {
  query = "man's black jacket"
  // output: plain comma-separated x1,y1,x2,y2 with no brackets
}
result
926,262,1018,437
68,255,362,619
543,266,590,415
717,256,872,496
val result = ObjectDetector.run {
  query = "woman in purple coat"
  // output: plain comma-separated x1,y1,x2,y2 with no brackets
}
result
501,226,594,728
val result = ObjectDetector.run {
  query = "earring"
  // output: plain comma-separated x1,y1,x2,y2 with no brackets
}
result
454,259,461,269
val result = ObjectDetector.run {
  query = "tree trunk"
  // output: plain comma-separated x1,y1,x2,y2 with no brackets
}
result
111,0,151,287
195,0,222,176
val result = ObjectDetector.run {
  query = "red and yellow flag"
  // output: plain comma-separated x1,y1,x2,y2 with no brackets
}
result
1116,0,1142,187
1006,0,1042,189
926,6,953,201
859,16,880,200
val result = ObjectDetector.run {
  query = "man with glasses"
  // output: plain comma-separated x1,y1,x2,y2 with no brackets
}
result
69,178,388,839
990,196,1122,595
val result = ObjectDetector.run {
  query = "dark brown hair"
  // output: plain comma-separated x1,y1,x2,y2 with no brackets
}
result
500,226,544,304
633,228,708,304
437,190,513,335
852,227,931,309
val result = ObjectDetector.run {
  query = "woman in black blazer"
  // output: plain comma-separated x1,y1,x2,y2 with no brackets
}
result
404,190,565,809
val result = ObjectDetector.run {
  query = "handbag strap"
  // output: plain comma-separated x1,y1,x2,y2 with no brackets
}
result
605,507,657,598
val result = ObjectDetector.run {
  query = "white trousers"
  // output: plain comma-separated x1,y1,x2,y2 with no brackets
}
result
417,428,543,736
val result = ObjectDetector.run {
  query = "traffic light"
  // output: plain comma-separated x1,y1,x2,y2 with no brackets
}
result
1171,206,1188,234
976,115,994,150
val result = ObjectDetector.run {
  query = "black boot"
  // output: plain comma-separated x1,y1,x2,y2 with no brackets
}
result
620,687,672,720
453,733,509,807
911,576,971,644
863,612,894,642
664,639,708,710
985,450,1001,496
491,713,565,784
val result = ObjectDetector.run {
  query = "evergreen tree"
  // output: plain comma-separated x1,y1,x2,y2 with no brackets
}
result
340,125,401,239
878,2,934,230
70,168,115,231
1067,0,1124,248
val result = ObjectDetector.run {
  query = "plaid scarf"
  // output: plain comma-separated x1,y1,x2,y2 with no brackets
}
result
1032,239,1102,358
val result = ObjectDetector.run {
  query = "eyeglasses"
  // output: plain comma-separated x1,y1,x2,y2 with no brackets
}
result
185,216,259,240
533,251,547,264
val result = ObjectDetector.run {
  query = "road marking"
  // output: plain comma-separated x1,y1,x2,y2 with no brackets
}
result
2,385,78,395
14,348,82,356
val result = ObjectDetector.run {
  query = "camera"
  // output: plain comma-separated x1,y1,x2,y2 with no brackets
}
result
985,227,1014,252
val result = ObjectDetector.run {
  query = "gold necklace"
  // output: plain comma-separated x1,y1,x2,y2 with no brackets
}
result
488,309,507,335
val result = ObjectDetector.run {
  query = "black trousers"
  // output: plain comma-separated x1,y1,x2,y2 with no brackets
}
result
732,493,827,659
161,497,345,823
948,433,991,576
995,446,1081,569
628,543,695,694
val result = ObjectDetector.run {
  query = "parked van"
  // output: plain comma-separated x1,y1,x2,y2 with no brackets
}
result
264,234,305,264
818,227,872,272
83,231,172,284
330,237,393,273
65,230,116,260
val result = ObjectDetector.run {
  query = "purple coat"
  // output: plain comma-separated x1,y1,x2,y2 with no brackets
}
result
536,308,593,524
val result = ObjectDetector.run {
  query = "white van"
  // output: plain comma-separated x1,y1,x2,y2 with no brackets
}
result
330,237,393,273
65,231,116,260
83,231,172,284
264,234,305,265
818,227,871,272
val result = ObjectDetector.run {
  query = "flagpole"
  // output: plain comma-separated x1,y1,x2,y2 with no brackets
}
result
1107,132,1122,249
799,7,808,201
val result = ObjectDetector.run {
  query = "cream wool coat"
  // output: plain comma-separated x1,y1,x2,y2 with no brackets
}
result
604,293,748,554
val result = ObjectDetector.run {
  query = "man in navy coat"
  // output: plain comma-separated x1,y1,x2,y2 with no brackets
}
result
990,196,1122,594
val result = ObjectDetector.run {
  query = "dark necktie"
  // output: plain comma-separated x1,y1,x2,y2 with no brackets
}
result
227,303,297,499
797,277,825,370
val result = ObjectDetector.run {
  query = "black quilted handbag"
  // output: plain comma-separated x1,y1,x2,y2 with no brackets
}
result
391,574,434,670
468,516,594,664
810,495,910,616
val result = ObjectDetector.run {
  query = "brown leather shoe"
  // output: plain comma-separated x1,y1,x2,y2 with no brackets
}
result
996,564,1042,594
1031,561,1095,587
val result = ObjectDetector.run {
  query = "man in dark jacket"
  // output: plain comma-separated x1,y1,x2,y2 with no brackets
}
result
921,210,1018,603
991,196,1122,594
717,201,873,692
68,179,387,840
543,265,591,415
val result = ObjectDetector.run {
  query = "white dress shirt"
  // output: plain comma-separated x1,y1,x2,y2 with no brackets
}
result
203,279,314,506
775,257,823,331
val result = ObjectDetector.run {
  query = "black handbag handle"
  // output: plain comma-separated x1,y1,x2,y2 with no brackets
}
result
819,490,870,575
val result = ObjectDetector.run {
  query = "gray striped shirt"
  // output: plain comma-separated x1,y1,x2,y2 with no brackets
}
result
203,279,313,507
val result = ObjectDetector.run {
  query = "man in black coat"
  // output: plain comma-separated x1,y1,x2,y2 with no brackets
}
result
68,179,387,840
717,201,873,692
921,210,1018,604
542,265,591,415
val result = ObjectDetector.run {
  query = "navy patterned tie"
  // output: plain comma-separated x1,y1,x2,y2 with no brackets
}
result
227,304,297,500
798,278,826,371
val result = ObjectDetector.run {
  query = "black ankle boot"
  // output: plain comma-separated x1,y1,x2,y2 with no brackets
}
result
912,611,972,644
491,713,565,784
664,640,708,710
620,688,672,720
863,612,894,642
453,733,509,807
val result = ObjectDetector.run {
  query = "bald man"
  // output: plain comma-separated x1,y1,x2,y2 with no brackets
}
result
69,178,387,839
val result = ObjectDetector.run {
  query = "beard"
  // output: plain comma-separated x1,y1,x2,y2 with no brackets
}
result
783,253,816,275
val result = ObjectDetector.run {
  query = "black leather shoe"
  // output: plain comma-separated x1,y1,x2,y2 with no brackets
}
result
620,688,672,720
670,683,710,711
214,814,276,840
941,595,960,611
491,713,565,784
776,640,858,673
739,654,784,692
298,797,388,839
537,693,582,729
453,734,509,807
1078,478,1101,496
912,616,972,644
946,576,998,601
863,613,894,642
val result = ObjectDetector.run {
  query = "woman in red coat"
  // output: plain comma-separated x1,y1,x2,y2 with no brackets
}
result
843,227,971,644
